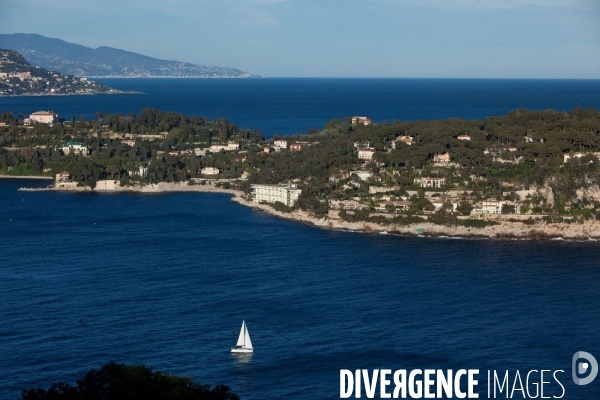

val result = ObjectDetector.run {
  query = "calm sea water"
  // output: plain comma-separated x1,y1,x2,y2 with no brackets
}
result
2,80,600,399
1,78,600,136
1,179,599,399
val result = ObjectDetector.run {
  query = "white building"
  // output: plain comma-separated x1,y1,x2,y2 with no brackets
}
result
391,136,413,148
474,200,518,215
30,111,59,126
431,200,459,212
55,171,71,183
369,186,401,194
350,170,374,181
251,184,302,206
351,116,373,126
457,135,471,141
433,153,451,164
200,167,220,175
208,142,240,152
414,177,446,188
273,139,288,150
358,148,376,161
564,153,585,163
54,171,77,189
373,201,412,213
128,165,148,178
58,141,90,156
480,200,502,214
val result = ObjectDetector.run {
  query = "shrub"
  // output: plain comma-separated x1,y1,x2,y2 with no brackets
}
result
272,201,292,213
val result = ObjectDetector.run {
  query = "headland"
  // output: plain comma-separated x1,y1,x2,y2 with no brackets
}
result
4,106,600,241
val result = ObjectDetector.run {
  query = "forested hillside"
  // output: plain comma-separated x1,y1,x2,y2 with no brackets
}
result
2,106,600,222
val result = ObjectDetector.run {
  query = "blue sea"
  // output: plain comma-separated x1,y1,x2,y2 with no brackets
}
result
1,78,600,136
2,79,600,399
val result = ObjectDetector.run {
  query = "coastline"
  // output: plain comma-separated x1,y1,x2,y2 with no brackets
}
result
229,193,600,241
84,76,261,79
18,181,240,194
0,91,140,98
15,179,600,241
1,175,53,180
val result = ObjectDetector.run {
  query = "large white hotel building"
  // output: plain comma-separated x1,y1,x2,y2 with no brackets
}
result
251,184,302,207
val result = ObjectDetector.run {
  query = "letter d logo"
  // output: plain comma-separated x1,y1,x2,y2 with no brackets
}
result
573,351,598,385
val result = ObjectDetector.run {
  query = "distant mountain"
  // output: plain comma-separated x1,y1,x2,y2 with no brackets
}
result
0,34,259,78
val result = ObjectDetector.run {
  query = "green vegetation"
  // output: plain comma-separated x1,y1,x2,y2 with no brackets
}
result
0,109,260,185
2,106,600,225
22,362,239,400
271,201,292,213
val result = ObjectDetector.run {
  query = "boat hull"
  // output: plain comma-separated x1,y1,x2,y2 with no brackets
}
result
231,347,253,354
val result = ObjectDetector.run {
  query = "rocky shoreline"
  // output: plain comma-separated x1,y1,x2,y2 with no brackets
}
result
228,193,600,241
15,180,600,241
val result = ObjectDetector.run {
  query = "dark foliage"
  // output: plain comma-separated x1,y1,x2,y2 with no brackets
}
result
22,362,239,400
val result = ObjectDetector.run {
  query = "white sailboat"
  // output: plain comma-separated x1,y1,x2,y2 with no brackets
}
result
231,320,253,354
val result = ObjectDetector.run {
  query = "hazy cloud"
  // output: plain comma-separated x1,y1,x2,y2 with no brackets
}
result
389,0,593,10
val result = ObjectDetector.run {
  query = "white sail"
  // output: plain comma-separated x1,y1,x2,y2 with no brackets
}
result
244,323,253,350
236,321,246,346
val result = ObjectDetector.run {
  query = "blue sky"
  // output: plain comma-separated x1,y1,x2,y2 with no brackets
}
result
2,0,600,78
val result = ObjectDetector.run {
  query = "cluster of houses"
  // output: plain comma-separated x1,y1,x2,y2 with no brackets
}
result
0,71,32,79
34,110,594,216
325,128,527,217
0,50,100,94
261,139,316,153
328,187,521,217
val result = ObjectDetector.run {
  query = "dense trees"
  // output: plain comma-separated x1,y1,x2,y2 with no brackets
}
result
0,108,263,185
22,362,239,400
243,107,600,215
2,106,600,218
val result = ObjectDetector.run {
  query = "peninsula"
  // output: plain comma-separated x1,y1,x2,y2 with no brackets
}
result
3,107,600,240
0,49,122,96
